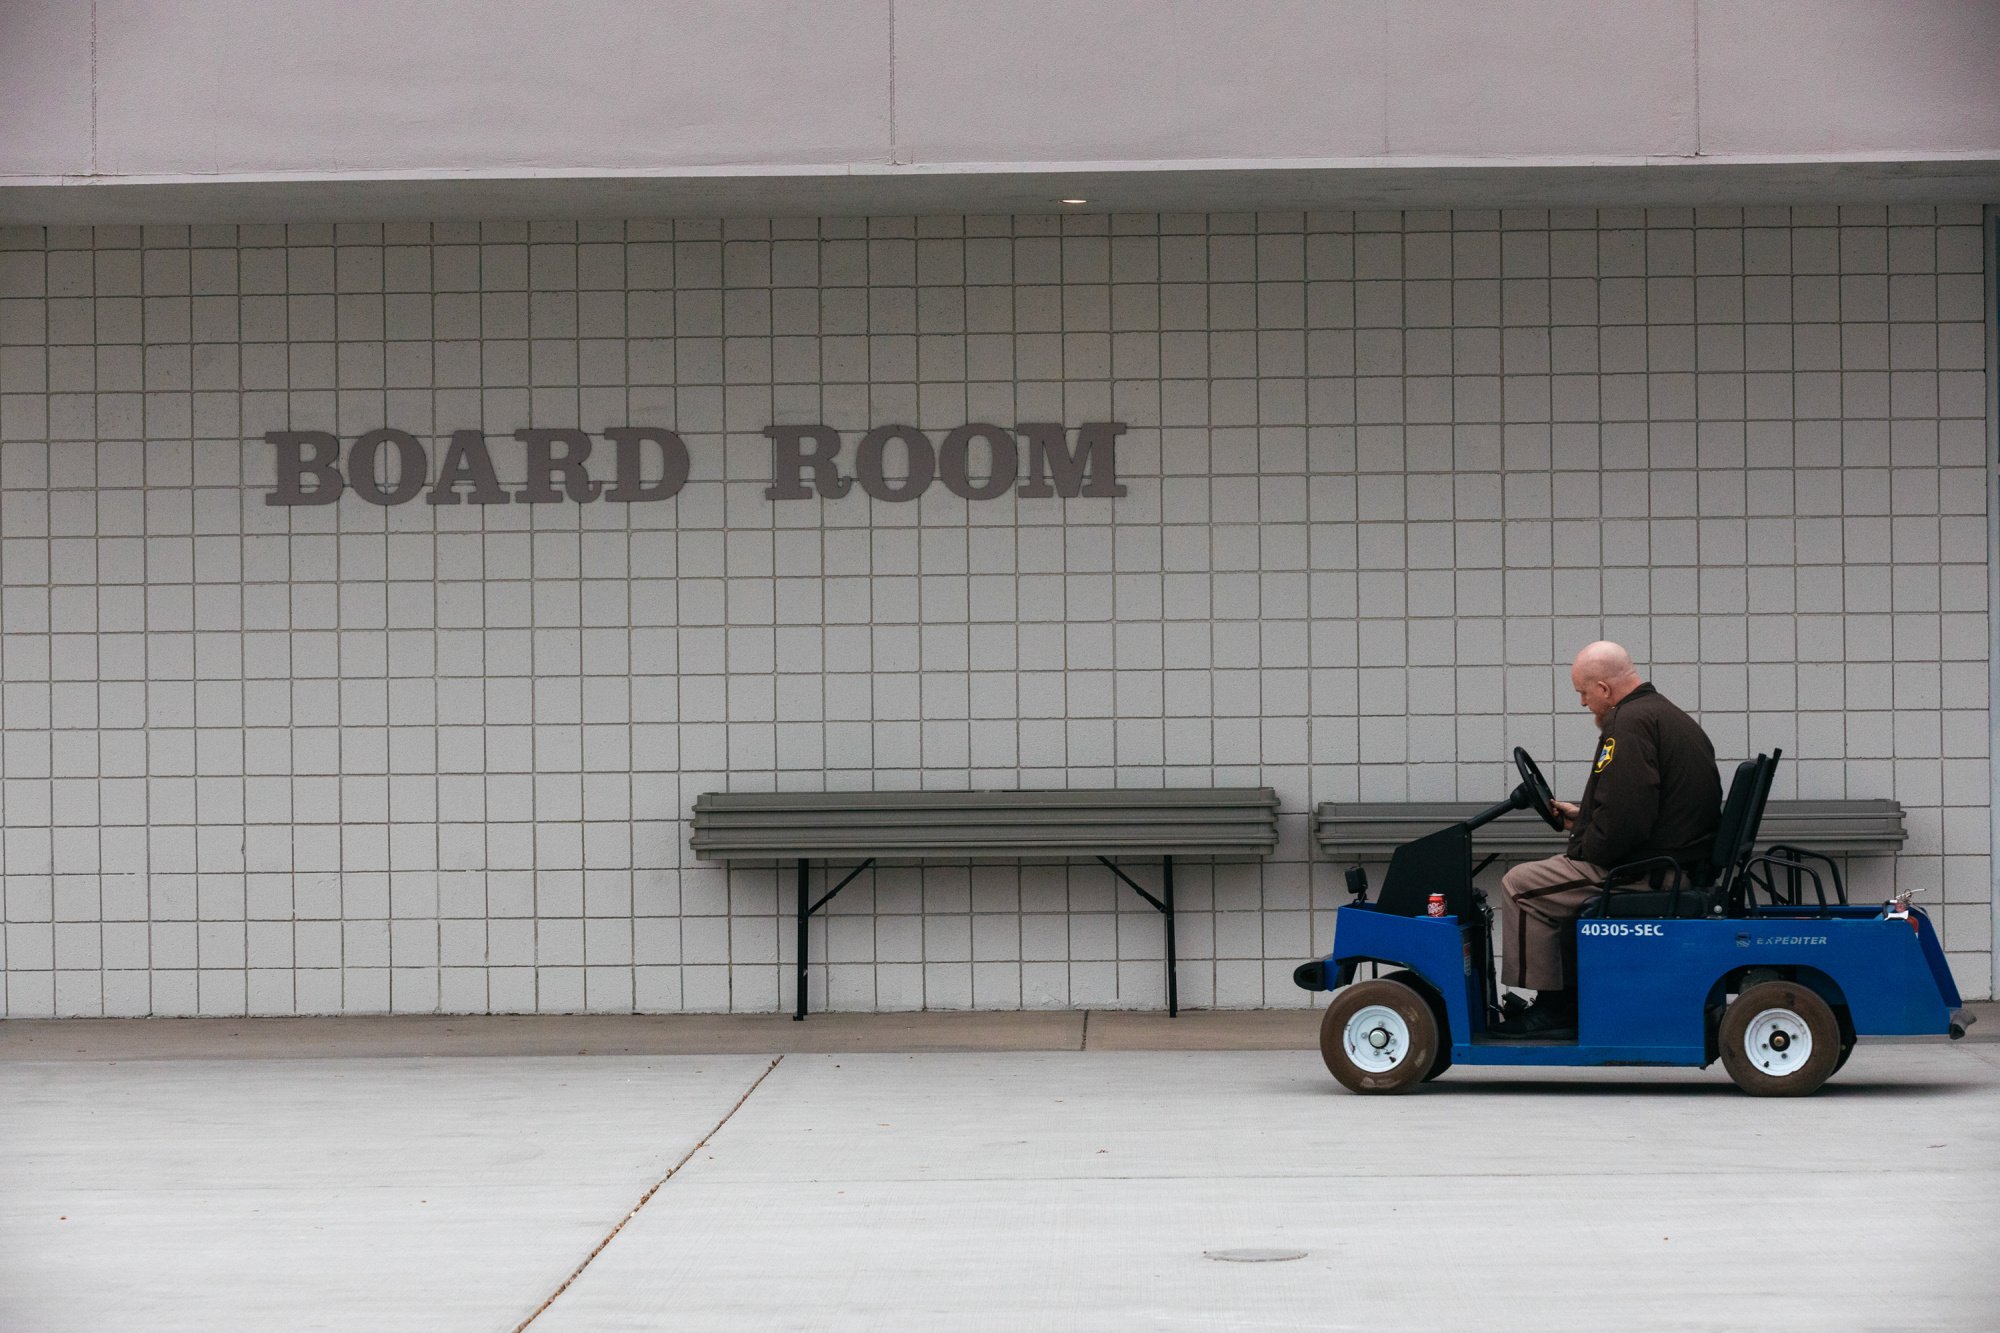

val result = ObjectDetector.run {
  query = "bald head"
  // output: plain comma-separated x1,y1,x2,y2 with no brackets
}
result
1570,641,1642,725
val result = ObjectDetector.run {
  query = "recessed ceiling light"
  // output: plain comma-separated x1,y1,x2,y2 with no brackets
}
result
1057,197,1088,205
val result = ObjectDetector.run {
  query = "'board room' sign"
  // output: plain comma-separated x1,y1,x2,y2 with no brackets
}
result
263,423,1127,506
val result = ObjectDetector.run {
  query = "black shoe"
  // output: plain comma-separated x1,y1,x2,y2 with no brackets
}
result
1492,1001,1577,1040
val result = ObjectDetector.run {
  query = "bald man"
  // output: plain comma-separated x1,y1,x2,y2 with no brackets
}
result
1496,642,1723,1038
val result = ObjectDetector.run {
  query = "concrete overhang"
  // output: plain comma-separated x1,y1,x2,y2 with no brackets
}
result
3,155,1998,227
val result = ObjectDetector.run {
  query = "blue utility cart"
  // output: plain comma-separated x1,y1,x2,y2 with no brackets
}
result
1295,748,1972,1095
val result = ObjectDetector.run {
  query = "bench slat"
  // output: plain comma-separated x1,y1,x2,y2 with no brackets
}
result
693,790,1277,811
692,788,1281,862
1313,799,1906,859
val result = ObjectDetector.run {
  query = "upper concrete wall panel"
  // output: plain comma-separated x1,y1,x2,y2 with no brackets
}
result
1385,1,1697,156
0,2,94,175
89,0,893,174
1699,0,2000,155
6,0,1999,222
893,0,1388,162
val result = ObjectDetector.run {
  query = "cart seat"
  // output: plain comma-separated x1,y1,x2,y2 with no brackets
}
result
1591,750,1780,920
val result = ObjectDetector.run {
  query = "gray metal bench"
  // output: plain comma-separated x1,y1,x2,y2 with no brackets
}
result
1313,799,1907,860
690,788,1281,1019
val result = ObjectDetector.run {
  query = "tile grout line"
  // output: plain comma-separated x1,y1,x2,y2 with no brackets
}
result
512,1054,784,1331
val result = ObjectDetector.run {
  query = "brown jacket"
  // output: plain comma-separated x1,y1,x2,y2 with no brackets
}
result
1567,682,1723,873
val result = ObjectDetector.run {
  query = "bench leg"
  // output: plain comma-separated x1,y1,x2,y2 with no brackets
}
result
793,859,874,1021
794,857,810,1021
1097,854,1180,1018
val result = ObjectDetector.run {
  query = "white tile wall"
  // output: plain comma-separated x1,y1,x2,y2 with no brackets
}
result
0,205,1990,1016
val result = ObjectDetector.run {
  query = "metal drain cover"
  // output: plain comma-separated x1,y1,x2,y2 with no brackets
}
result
1203,1248,1308,1263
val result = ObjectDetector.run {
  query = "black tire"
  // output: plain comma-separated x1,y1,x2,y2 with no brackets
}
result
1832,1040,1855,1075
1380,969,1453,1081
1320,978,1440,1094
1718,980,1841,1097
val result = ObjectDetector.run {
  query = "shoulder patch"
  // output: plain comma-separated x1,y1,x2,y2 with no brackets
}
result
1595,737,1616,773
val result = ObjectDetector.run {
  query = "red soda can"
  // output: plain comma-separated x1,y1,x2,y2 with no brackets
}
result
1427,893,1446,917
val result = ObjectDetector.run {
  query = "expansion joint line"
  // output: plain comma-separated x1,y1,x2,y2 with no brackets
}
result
514,1056,785,1330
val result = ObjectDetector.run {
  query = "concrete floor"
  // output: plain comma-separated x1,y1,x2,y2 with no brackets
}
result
3,1017,1996,1331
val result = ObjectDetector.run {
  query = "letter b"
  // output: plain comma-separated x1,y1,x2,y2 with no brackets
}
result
265,431,344,505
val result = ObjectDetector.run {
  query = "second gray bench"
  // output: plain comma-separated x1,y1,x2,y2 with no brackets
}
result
1314,799,1907,860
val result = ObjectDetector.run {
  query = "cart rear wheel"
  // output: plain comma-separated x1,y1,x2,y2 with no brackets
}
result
1321,978,1439,1094
1718,980,1840,1097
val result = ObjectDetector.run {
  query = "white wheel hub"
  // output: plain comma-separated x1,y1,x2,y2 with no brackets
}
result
1743,1008,1814,1076
1343,1004,1411,1074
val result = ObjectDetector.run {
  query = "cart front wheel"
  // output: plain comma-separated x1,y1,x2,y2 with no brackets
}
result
1321,978,1440,1094
1379,969,1453,1081
1718,980,1840,1097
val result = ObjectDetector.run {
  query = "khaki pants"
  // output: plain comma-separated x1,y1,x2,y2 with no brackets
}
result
1499,855,1609,991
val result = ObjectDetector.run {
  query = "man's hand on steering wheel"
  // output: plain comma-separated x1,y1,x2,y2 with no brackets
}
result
1550,799,1579,831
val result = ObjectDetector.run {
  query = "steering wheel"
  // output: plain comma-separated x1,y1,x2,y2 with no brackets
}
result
1513,746,1564,832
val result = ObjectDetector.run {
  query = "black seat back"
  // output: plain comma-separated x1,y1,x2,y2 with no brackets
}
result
1593,749,1781,921
1714,748,1781,910
1699,758,1762,887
